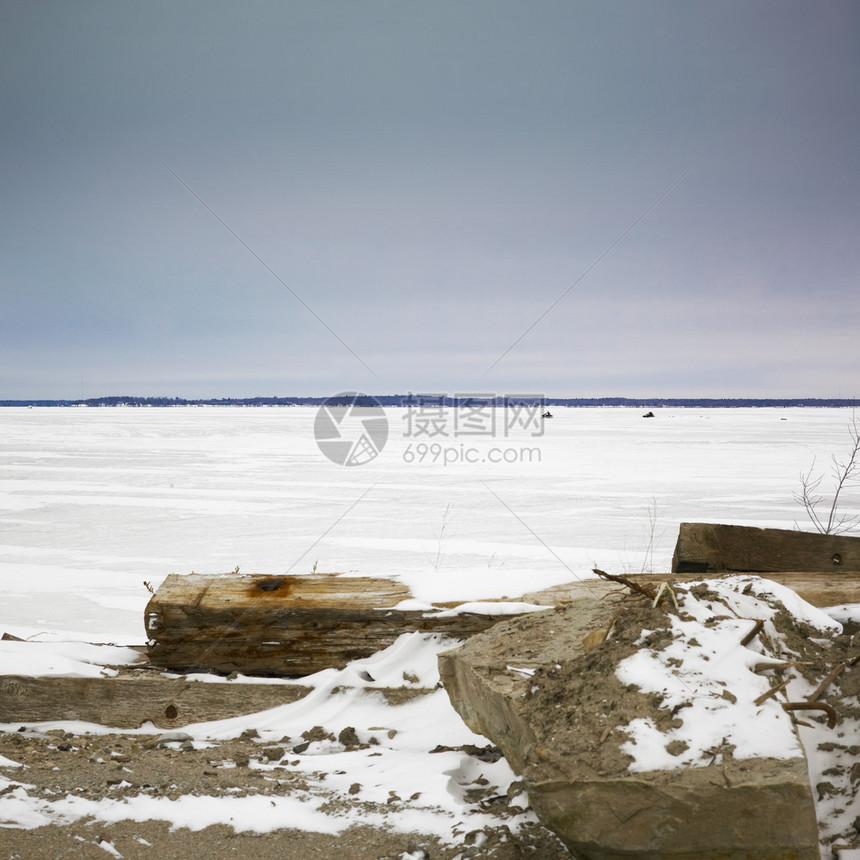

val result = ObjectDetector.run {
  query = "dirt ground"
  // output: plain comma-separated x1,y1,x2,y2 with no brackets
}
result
0,820,570,860
0,730,570,860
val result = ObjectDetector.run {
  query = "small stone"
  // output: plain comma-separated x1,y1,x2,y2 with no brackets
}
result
666,740,690,757
338,727,360,749
145,731,191,750
506,780,525,800
348,782,361,795
301,725,332,743
816,781,837,801
260,746,285,762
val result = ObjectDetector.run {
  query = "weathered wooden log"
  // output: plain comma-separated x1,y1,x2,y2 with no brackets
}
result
145,573,540,677
671,522,860,574
0,674,311,729
0,672,433,729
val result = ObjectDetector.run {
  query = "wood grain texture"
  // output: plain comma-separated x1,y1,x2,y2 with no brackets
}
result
671,522,860,573
145,573,537,676
0,674,312,729
0,672,434,728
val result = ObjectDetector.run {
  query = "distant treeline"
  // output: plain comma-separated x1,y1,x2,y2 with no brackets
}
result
1,395,857,408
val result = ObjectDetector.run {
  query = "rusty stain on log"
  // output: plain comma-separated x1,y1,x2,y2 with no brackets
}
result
254,576,289,594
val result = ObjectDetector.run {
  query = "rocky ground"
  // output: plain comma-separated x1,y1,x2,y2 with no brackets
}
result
0,728,570,859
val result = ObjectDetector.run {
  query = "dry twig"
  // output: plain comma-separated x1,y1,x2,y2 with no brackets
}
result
752,660,812,675
753,678,791,706
782,701,837,729
807,655,860,702
740,620,764,647
592,569,656,601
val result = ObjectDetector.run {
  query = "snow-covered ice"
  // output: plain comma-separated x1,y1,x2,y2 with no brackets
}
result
1,405,855,638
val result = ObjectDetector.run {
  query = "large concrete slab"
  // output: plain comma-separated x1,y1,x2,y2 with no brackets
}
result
439,593,822,859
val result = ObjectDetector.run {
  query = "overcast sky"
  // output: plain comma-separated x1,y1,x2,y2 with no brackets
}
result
2,1,858,399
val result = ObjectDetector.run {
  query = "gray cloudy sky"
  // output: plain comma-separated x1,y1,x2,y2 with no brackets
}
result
2,1,858,399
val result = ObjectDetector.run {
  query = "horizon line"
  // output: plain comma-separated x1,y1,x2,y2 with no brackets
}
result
2,394,857,408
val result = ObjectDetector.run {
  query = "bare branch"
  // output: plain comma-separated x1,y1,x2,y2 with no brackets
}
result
795,416,860,535
824,416,860,534
592,568,657,600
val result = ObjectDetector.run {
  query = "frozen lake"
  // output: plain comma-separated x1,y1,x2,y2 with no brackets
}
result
0,405,857,641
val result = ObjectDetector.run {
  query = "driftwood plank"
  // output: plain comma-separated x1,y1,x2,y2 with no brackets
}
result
0,673,433,729
0,674,312,729
145,573,533,676
671,523,860,574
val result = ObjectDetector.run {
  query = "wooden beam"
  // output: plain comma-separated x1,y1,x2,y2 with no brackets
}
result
0,673,434,729
145,573,532,677
671,522,860,574
0,674,312,729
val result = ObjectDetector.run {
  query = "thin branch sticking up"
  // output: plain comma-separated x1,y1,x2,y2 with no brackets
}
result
808,655,860,702
651,581,679,611
740,620,764,647
794,415,860,535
